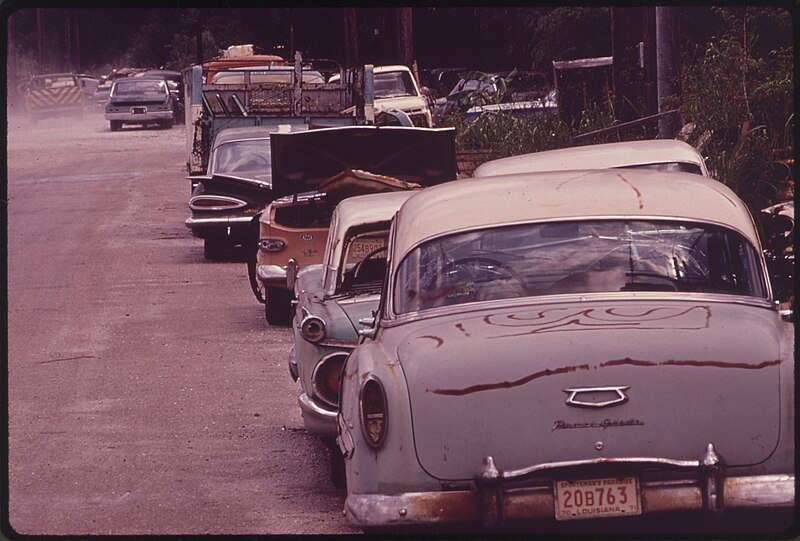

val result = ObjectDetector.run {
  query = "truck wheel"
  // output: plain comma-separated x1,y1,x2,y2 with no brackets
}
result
110,120,122,131
203,237,226,260
265,287,293,326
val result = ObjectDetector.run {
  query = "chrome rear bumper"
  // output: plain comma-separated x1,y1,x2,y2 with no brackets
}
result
346,474,794,528
298,393,337,438
257,264,287,287
345,444,794,528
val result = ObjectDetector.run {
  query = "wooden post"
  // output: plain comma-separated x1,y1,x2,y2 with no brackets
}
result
397,7,413,66
343,8,358,68
656,6,680,138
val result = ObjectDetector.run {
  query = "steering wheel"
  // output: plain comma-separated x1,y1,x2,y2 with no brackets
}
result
352,246,388,280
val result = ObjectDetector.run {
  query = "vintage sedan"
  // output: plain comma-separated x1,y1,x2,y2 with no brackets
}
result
104,77,175,131
253,125,456,325
185,125,306,260
472,139,709,178
336,169,794,532
290,191,417,441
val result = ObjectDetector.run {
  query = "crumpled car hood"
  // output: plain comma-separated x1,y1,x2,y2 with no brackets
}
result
269,126,456,198
393,298,784,480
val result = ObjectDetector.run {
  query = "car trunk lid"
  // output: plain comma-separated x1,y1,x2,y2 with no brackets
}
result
397,299,782,481
269,126,457,198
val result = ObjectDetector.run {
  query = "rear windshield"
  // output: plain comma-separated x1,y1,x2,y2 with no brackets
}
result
211,140,272,183
394,219,767,314
112,80,167,96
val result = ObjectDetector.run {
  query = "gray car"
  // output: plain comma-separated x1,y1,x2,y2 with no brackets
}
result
336,168,794,533
104,77,175,131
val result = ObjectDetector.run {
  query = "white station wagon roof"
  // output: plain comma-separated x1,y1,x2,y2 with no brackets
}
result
472,139,709,177
391,169,759,259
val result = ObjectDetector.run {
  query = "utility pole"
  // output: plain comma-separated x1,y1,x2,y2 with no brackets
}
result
195,10,203,65
656,6,680,138
396,7,413,66
343,8,358,68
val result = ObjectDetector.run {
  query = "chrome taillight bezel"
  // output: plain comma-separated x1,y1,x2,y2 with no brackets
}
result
311,352,348,409
189,195,247,211
359,377,388,448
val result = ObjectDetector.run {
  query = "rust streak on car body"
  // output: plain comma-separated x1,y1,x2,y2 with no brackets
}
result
455,323,471,337
616,173,644,209
418,335,444,349
484,306,711,337
600,357,781,370
428,364,591,396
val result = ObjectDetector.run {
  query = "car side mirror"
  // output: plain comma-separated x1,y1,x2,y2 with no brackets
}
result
358,316,377,339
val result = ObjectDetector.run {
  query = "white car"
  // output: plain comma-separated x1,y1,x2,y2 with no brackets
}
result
472,139,709,178
337,168,794,533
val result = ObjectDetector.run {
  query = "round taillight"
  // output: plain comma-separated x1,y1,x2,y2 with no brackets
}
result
301,315,326,343
312,352,347,408
360,379,388,448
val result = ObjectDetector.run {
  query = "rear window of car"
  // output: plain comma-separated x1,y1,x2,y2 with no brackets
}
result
112,80,167,96
393,219,767,314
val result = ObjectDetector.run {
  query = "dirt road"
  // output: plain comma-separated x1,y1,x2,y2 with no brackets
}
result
6,110,358,535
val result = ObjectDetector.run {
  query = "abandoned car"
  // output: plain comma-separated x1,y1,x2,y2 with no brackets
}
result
289,190,417,443
472,139,709,178
186,125,307,260
104,77,176,131
23,73,86,123
336,169,794,532
252,125,457,325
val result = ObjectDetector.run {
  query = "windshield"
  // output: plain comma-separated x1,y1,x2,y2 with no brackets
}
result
374,71,417,98
211,140,272,183
394,219,767,314
112,80,167,96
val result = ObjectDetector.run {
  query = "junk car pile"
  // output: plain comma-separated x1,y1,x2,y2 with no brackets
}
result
177,49,793,534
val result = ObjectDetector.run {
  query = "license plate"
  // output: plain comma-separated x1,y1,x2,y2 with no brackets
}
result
131,107,147,114
347,238,386,262
554,476,641,521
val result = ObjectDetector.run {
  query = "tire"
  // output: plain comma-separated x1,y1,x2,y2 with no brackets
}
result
265,287,293,326
110,120,122,132
329,444,346,490
203,237,226,260
160,118,174,129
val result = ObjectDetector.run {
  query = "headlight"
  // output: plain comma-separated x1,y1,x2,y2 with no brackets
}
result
312,352,348,408
360,378,388,448
300,315,326,342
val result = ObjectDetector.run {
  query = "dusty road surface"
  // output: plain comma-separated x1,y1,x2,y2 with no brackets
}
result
6,110,359,535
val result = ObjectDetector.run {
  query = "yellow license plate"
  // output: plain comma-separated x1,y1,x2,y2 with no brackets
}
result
347,238,386,261
554,476,641,521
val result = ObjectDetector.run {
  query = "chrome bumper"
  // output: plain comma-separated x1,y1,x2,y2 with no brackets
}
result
345,445,794,528
185,215,254,228
105,110,173,122
346,475,795,528
257,264,287,287
298,393,337,439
